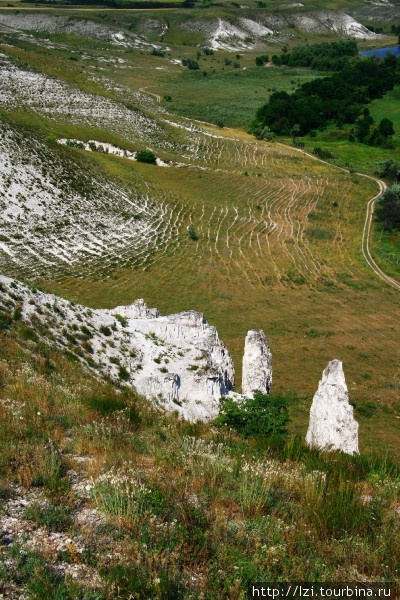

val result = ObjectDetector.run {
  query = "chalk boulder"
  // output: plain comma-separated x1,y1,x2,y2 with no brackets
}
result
242,329,272,395
306,360,359,455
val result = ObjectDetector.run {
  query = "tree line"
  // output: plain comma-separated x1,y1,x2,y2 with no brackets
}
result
271,40,358,71
251,53,400,137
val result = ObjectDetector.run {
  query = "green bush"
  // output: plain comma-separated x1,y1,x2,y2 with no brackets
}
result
188,225,198,241
376,184,400,230
136,150,157,165
215,392,289,437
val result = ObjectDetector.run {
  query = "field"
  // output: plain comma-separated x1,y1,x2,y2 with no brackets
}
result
0,7,399,458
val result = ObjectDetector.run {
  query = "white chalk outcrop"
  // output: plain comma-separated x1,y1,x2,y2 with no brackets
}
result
0,276,234,421
242,330,272,395
306,360,359,455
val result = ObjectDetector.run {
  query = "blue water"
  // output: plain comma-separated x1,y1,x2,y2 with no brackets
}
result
360,46,400,58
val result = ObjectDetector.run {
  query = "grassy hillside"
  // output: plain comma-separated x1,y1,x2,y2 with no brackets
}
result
0,17,398,452
1,321,400,597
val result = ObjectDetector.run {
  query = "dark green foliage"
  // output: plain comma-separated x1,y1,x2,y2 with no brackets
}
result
215,392,289,438
252,55,398,136
272,40,358,71
99,325,112,336
354,112,395,148
312,147,333,160
376,185,400,230
118,365,130,381
151,48,165,57
114,314,128,327
181,58,200,70
188,225,198,240
355,108,374,143
255,54,269,66
378,159,400,182
136,150,157,165
379,117,395,138
0,310,12,332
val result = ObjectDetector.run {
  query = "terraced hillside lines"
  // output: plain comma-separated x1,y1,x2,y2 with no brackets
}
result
0,120,187,281
105,166,362,292
0,53,188,157
281,142,400,291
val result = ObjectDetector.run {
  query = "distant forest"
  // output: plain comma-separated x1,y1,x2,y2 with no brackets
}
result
252,42,400,137
271,40,358,71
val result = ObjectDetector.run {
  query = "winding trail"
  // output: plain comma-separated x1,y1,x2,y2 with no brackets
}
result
275,141,400,291
360,176,400,290
139,87,162,104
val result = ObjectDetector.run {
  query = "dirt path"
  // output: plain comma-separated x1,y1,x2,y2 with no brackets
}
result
275,142,400,291
139,86,162,103
360,176,400,290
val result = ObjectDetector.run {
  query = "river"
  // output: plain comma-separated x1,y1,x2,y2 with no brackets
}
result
360,46,400,58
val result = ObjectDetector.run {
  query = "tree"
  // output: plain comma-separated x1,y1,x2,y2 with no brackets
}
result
181,58,200,70
136,150,157,165
214,392,289,438
378,118,395,138
375,185,400,230
355,108,374,143
378,159,400,182
255,55,268,66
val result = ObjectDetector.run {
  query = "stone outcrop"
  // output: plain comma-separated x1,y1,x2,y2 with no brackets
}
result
109,299,160,320
242,329,272,395
0,276,234,422
306,360,359,455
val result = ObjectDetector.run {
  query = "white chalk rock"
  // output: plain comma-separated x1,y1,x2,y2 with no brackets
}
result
0,276,234,422
109,299,160,320
242,329,272,395
306,360,359,455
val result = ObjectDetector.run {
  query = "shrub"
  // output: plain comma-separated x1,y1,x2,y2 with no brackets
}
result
376,184,400,230
181,58,200,70
0,311,12,332
118,365,130,381
313,147,333,160
215,392,289,438
378,159,400,182
115,314,128,327
255,54,269,66
188,225,198,241
136,150,157,165
100,325,112,336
